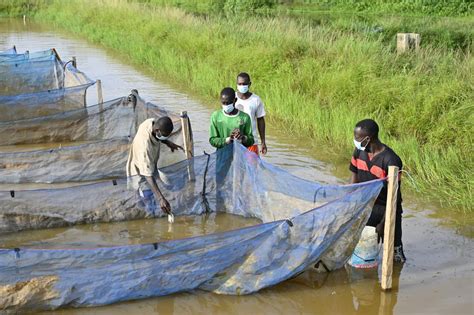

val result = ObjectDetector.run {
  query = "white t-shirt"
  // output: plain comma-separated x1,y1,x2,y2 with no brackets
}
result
235,93,266,144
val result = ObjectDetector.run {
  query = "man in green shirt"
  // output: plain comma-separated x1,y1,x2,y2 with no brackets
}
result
209,87,254,149
210,87,254,212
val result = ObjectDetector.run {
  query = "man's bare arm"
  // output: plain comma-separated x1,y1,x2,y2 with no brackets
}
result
162,140,184,153
257,117,267,154
144,175,171,214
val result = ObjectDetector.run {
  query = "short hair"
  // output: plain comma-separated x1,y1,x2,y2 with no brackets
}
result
237,72,251,82
220,87,235,99
155,116,173,135
355,119,379,138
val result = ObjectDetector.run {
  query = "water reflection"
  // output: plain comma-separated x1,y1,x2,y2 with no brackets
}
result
42,266,403,315
0,213,261,249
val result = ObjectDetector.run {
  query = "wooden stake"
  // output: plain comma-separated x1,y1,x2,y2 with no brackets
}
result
52,48,62,62
97,80,104,138
397,33,421,54
180,111,195,181
381,165,399,290
96,80,103,105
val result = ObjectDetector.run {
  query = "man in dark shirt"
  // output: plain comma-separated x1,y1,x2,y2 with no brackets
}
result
350,119,406,263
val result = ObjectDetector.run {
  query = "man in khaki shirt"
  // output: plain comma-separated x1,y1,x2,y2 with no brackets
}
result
126,116,182,216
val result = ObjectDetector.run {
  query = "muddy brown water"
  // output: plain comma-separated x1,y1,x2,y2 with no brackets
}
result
0,19,473,314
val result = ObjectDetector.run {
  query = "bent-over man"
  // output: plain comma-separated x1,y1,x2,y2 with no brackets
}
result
126,116,182,216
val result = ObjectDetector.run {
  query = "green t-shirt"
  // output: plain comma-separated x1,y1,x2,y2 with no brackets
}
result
209,109,254,149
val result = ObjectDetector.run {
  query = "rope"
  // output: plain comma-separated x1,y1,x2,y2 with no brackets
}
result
398,169,420,192
201,152,211,213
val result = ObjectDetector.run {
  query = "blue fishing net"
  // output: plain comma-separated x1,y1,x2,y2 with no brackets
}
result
0,49,95,120
0,143,383,312
0,46,17,59
0,94,184,184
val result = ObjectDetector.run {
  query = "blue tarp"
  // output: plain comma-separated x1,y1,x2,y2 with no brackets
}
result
0,144,383,312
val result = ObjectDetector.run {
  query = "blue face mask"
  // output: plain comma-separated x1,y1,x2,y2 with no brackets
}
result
237,85,249,94
354,137,369,151
222,104,234,114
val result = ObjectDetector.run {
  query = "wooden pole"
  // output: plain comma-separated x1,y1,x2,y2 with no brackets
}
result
381,165,399,290
180,111,195,181
51,48,62,62
397,33,421,54
72,56,77,68
96,79,103,105
180,111,193,159
97,80,104,138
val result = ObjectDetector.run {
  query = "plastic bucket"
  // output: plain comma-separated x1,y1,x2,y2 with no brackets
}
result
347,226,380,269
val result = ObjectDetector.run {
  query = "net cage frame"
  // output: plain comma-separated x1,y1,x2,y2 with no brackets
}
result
0,143,385,312
0,48,96,118
0,47,386,313
0,91,185,184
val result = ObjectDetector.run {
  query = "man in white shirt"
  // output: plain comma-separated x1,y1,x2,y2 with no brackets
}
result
235,72,267,155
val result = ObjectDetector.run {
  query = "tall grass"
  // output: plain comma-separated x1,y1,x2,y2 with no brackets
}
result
2,0,473,212
281,0,473,17
134,0,473,17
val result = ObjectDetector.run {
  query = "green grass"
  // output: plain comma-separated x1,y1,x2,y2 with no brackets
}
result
134,0,473,17
1,0,473,212
278,0,473,17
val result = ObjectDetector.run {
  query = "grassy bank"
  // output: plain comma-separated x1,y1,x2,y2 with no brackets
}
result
135,0,473,17
136,1,474,50
1,0,473,212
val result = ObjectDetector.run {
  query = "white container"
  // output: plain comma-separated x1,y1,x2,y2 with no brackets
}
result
347,226,380,269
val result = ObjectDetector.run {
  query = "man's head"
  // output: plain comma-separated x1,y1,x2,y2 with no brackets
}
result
153,116,173,140
354,119,379,149
237,72,251,94
220,87,236,106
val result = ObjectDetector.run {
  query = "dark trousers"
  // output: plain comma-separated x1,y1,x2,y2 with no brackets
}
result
366,203,403,246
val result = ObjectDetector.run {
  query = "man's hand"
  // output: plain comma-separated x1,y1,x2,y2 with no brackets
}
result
261,142,267,155
165,141,184,153
159,196,172,215
230,128,241,140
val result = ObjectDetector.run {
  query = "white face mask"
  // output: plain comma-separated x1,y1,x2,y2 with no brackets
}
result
237,85,249,94
222,104,234,114
354,137,369,151
155,131,169,141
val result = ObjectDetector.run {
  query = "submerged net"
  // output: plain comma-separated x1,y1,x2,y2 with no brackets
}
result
0,143,383,311
0,49,95,120
0,94,184,184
